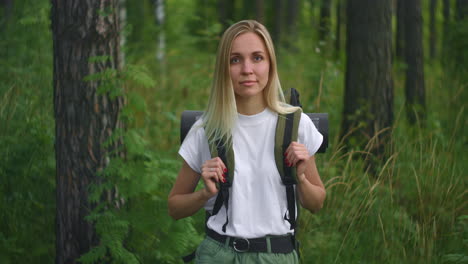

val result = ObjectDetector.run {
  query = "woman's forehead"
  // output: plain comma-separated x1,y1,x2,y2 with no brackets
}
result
230,32,267,54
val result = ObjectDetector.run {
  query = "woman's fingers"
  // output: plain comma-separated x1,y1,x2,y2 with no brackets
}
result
202,157,228,185
284,142,310,167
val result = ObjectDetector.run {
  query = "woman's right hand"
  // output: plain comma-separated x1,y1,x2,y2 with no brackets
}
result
201,157,227,199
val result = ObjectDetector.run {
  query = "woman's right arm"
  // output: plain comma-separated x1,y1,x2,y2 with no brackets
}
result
168,159,226,220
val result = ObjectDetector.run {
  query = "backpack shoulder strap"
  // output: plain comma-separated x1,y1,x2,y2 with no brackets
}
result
276,87,303,231
208,138,234,233
274,109,302,184
275,108,302,230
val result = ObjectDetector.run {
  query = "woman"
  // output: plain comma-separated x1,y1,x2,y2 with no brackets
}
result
168,20,326,263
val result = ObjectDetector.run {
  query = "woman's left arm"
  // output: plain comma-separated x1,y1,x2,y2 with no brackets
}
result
285,142,326,213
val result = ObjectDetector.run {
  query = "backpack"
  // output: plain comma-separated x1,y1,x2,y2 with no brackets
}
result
180,88,328,262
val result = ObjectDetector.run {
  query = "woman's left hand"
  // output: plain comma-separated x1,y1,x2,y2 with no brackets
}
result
284,141,310,181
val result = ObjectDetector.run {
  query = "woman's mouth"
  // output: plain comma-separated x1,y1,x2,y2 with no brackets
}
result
240,80,257,86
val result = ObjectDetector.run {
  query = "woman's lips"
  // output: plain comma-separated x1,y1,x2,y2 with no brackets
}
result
240,80,257,86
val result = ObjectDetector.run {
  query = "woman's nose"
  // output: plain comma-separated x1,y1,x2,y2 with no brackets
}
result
241,60,254,74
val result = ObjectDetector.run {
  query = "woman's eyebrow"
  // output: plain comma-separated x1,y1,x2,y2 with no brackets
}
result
230,51,265,55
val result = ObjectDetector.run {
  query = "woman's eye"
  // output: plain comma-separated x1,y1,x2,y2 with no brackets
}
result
230,57,240,64
254,55,263,62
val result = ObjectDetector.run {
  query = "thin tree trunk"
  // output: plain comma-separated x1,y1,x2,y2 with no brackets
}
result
285,0,299,50
51,0,124,262
456,0,468,20
442,0,451,57
273,0,283,46
242,0,253,19
218,0,236,31
310,0,316,28
396,0,405,59
429,0,437,58
443,0,451,35
154,0,166,85
319,0,331,42
335,0,342,56
0,0,13,30
119,0,126,69
404,0,426,123
256,0,265,23
341,0,394,160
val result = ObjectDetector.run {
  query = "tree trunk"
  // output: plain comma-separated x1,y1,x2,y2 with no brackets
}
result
0,0,13,29
255,0,265,23
404,0,426,123
396,0,405,59
335,0,343,56
309,0,316,28
443,0,451,24
341,0,394,159
119,0,126,69
319,0,331,42
429,0,437,58
273,0,283,46
51,0,124,263
285,0,299,49
154,0,166,84
456,0,468,20
242,0,253,20
442,0,451,57
218,0,236,31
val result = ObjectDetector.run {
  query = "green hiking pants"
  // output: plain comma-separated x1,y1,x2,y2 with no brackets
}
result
195,236,299,264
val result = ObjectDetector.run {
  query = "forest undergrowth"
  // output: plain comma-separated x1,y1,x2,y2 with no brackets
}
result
0,1,466,263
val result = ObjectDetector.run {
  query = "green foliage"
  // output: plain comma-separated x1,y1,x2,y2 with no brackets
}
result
78,63,201,264
444,17,468,80
0,0,55,263
0,0,466,264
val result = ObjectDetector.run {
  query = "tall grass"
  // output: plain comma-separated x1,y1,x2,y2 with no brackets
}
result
132,25,467,263
0,0,466,263
0,1,55,263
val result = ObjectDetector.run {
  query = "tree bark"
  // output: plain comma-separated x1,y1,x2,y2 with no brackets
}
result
51,0,124,263
218,0,236,31
442,0,451,56
309,0,316,28
341,0,394,159
255,0,265,23
429,0,437,58
319,0,331,42
335,0,343,55
0,0,13,29
396,0,405,59
404,0,426,123
242,0,253,20
273,0,283,46
154,0,166,81
443,0,451,24
119,0,126,69
456,0,468,20
285,0,299,49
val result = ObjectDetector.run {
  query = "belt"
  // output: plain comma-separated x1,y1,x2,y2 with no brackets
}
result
206,228,296,254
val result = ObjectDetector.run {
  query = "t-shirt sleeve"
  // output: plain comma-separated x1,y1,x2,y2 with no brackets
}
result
298,112,324,156
178,120,211,174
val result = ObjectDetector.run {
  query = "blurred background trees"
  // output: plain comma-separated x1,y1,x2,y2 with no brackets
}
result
341,0,393,166
0,0,467,263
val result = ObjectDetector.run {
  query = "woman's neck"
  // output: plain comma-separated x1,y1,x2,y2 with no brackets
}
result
235,94,267,115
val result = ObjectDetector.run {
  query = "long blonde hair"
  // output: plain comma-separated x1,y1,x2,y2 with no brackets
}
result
202,20,297,146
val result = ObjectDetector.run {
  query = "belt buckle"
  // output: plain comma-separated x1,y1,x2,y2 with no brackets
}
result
233,238,250,252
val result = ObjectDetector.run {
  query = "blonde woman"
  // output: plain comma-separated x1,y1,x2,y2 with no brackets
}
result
168,20,326,263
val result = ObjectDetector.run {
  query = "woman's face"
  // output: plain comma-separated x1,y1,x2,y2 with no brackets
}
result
229,32,270,100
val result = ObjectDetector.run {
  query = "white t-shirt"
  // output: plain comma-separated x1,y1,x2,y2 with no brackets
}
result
179,108,323,239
